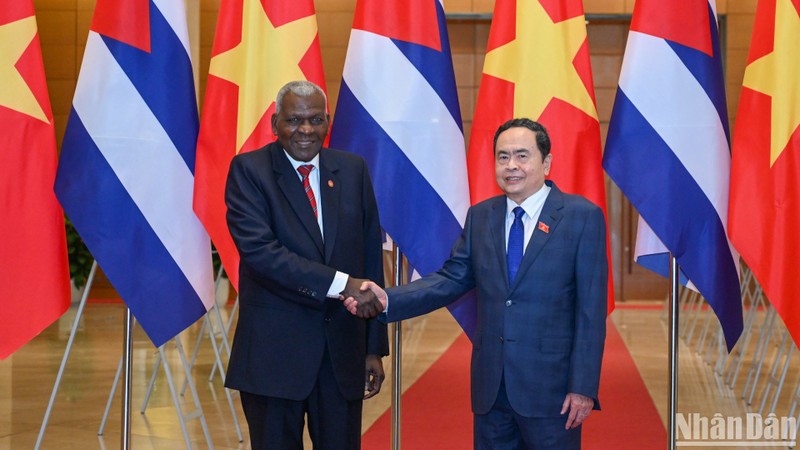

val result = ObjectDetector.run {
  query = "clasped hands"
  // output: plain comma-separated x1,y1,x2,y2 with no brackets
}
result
339,278,386,319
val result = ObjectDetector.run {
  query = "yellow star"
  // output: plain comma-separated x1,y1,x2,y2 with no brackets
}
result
483,0,597,121
0,15,48,122
209,0,318,152
742,0,800,166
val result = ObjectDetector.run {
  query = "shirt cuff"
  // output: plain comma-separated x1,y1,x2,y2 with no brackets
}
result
327,271,349,298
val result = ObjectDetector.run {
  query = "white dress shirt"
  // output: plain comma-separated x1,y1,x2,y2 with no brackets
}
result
284,150,348,298
505,184,551,253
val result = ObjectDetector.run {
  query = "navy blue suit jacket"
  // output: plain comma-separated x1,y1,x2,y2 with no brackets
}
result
384,181,607,417
224,141,388,402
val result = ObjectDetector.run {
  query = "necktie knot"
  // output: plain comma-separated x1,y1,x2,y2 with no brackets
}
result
513,206,525,221
297,164,314,178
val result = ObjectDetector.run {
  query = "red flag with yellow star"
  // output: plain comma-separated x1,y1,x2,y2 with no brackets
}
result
194,0,327,289
729,0,800,344
467,0,614,309
0,1,70,359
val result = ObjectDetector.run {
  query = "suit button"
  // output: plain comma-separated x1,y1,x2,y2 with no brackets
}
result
499,336,504,343
324,317,331,323
505,300,512,306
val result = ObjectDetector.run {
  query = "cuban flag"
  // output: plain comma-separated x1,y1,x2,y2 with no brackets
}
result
603,0,742,349
54,0,215,347
330,0,474,337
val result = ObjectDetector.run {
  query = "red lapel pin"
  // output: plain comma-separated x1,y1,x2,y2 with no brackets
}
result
538,221,549,234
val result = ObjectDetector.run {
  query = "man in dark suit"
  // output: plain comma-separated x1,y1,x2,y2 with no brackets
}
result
345,119,607,449
224,80,388,450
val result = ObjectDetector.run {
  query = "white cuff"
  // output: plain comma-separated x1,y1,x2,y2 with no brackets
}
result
327,271,349,298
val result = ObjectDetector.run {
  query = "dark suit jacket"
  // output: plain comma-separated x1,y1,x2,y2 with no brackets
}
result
224,141,388,402
384,181,607,417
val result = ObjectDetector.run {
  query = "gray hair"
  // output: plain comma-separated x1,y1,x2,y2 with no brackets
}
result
275,80,328,114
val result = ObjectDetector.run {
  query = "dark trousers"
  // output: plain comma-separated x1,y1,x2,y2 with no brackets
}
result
474,380,581,450
240,347,363,450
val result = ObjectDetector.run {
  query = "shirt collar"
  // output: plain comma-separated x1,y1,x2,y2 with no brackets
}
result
506,183,551,217
283,149,320,172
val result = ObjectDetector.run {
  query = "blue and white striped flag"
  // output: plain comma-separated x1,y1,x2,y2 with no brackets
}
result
55,0,214,346
330,0,475,336
603,0,742,348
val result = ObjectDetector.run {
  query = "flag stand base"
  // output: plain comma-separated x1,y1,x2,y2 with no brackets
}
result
35,260,216,449
135,265,242,443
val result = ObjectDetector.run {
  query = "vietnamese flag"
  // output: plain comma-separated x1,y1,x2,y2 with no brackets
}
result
193,0,327,289
467,0,614,309
0,1,70,359
729,0,800,344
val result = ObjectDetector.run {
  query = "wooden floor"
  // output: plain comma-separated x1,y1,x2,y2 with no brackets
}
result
2,298,798,449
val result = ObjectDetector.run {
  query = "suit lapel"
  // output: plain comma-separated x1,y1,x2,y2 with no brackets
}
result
488,198,511,289
319,152,340,264
510,183,565,291
272,146,324,256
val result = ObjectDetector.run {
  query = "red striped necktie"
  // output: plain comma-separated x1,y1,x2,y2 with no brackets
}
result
297,164,318,218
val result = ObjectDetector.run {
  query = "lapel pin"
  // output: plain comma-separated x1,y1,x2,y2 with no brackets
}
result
538,221,549,234
328,180,334,188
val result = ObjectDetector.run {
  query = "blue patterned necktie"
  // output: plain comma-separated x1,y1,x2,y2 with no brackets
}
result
507,206,525,284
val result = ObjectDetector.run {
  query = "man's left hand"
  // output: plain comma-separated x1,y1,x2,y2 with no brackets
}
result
364,354,385,399
561,392,594,429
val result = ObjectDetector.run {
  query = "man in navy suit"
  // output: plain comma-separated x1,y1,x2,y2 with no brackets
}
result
345,119,607,449
225,80,388,450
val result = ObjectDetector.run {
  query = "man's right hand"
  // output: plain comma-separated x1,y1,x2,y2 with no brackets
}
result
341,280,387,318
340,277,384,319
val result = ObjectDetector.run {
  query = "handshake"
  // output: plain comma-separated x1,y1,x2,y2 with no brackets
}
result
339,278,387,319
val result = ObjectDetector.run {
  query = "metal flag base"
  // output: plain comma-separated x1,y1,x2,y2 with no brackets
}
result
35,261,99,450
136,303,242,443
391,245,405,450
137,265,243,442
668,256,679,450
35,260,216,449
98,336,216,449
121,308,133,449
